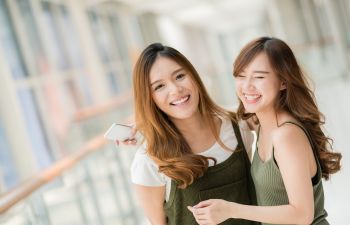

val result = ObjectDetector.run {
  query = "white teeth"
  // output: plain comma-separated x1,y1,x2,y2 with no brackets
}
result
171,96,189,105
244,94,260,100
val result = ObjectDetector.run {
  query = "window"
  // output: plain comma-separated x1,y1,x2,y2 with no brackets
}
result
0,0,28,79
0,119,19,190
17,88,53,168
16,0,48,75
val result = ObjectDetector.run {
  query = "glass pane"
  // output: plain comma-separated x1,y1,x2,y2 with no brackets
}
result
87,11,113,63
58,5,84,68
109,15,129,62
39,85,69,158
106,70,119,95
17,88,53,168
109,14,132,85
334,0,350,47
0,119,19,190
16,0,48,75
0,0,28,79
74,73,93,106
41,1,70,70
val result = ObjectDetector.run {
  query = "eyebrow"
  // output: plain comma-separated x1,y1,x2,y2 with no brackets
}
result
253,70,269,74
150,67,184,86
240,70,269,74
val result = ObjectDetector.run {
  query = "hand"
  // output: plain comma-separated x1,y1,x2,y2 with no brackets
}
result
115,124,138,147
187,199,236,225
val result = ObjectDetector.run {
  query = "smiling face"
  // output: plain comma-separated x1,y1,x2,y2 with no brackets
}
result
149,56,200,122
235,52,285,114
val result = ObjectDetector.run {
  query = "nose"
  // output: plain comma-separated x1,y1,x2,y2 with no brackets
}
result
168,81,183,94
242,76,254,90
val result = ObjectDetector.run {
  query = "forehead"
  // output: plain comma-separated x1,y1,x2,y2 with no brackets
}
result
244,52,272,71
149,57,182,81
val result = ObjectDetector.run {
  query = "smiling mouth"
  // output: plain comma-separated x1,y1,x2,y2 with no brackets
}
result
170,95,190,105
243,93,261,102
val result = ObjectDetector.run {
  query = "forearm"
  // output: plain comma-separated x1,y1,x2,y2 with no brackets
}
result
148,218,167,225
231,203,313,225
144,209,167,225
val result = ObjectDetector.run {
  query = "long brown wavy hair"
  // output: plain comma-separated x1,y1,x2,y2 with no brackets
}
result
133,43,234,188
233,37,341,180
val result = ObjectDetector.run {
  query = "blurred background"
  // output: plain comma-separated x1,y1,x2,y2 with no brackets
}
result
0,0,349,224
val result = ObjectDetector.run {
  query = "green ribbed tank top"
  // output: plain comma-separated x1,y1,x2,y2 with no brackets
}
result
164,120,260,225
251,122,329,225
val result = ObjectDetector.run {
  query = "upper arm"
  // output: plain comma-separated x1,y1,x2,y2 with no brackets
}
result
134,185,167,225
130,148,168,224
272,126,314,214
131,148,167,186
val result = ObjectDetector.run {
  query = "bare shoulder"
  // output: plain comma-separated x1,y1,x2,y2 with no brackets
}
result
272,123,311,155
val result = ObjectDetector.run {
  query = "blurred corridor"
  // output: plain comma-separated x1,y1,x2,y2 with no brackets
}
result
0,0,349,224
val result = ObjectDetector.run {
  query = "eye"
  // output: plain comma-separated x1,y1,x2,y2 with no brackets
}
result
175,73,185,80
255,76,265,79
153,84,164,91
236,74,245,78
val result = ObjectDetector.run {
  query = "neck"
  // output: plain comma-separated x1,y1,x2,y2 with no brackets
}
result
256,107,280,132
171,111,208,137
172,111,222,154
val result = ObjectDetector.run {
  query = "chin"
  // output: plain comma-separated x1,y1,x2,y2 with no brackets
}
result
244,106,257,114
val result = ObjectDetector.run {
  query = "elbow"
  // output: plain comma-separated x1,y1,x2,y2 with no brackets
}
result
299,216,313,225
297,210,314,225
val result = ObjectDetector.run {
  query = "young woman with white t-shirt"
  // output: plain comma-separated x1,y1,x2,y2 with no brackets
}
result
129,43,260,225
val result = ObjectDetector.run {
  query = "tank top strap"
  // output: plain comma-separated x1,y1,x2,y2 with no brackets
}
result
230,120,245,150
278,121,315,150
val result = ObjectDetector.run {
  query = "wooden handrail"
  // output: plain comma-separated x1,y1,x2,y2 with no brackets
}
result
0,134,108,214
73,90,133,122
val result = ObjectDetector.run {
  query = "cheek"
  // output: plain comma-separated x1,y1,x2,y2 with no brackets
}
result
152,92,167,110
234,80,242,92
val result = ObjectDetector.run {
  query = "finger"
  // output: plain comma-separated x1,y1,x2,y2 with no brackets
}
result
130,124,137,136
194,207,207,215
128,139,137,144
195,217,210,225
195,200,212,208
188,206,204,215
118,138,136,146
124,138,137,145
195,214,208,220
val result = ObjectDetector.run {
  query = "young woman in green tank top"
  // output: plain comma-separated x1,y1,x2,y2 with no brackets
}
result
189,37,342,225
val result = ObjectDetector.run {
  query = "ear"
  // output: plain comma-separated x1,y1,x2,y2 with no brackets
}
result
280,82,286,90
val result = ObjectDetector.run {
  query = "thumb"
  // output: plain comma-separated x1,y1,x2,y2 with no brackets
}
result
187,206,195,212
128,124,137,138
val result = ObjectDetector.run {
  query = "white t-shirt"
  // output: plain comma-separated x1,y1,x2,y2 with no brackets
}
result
130,118,254,201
